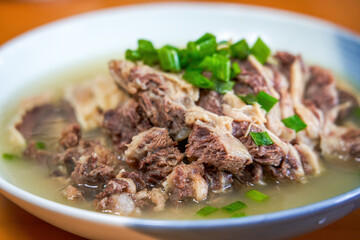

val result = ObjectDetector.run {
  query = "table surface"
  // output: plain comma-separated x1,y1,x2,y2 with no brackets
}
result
0,0,359,239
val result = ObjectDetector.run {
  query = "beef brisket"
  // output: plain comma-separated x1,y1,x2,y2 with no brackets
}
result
125,127,183,187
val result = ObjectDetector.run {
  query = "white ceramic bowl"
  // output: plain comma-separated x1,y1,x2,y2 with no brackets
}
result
0,3,359,240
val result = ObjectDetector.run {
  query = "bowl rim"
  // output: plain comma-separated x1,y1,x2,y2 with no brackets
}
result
0,1,359,229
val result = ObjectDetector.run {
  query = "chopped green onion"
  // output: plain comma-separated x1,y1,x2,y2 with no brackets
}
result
230,39,250,60
256,91,278,112
231,212,247,218
199,54,231,82
138,39,159,66
213,78,235,94
282,115,307,132
35,141,46,150
196,206,219,217
218,40,229,45
183,71,214,89
217,48,231,58
125,49,141,61
187,33,217,60
249,132,274,145
231,62,241,75
222,201,247,213
2,153,18,161
250,38,271,64
158,45,181,72
179,49,190,68
353,107,360,119
246,189,269,202
239,93,257,105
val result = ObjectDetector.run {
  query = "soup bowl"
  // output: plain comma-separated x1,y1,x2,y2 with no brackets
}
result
0,3,359,240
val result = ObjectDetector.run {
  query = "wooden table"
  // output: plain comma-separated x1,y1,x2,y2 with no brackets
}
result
0,0,359,239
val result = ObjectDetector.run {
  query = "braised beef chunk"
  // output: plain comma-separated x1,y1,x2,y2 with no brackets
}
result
305,66,338,113
59,124,81,149
337,89,359,122
204,166,233,193
16,101,77,141
103,99,151,151
232,121,285,166
234,163,263,185
341,129,360,160
71,153,115,196
264,154,301,181
186,121,251,174
233,60,269,95
274,51,297,79
125,127,183,187
95,178,136,215
134,188,166,211
137,90,188,139
164,162,208,202
62,185,84,202
109,60,167,95
196,90,223,115
120,171,146,191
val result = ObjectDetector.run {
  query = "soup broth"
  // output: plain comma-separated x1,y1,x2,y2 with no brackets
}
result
1,55,359,220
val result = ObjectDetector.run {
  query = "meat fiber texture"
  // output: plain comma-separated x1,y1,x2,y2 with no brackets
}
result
12,52,360,216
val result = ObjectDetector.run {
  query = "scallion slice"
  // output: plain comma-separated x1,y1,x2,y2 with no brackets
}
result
158,45,181,72
196,206,219,217
138,39,159,65
222,201,247,213
35,141,46,150
231,212,247,218
2,153,18,161
199,54,231,82
246,190,269,202
239,93,257,105
282,115,307,132
187,33,217,60
125,49,141,61
213,78,235,94
249,132,274,146
231,62,241,76
256,91,278,112
250,38,271,64
183,71,214,89
230,39,250,60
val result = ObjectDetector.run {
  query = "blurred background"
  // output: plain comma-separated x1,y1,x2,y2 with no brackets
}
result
0,0,359,240
0,0,359,45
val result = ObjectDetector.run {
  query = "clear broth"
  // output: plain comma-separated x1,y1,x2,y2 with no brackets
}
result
0,60,359,220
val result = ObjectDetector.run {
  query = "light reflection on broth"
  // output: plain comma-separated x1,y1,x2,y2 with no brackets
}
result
0,59,359,220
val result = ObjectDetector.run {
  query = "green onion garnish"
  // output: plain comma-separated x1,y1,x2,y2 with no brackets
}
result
231,212,247,218
138,39,159,66
246,189,269,202
249,132,274,146
183,71,214,89
217,48,231,58
2,153,18,161
282,115,307,132
187,33,217,60
239,93,257,105
256,91,278,112
231,62,241,75
213,79,235,95
199,54,231,82
222,201,247,213
196,206,219,217
35,141,46,150
230,39,250,60
158,45,181,72
125,49,141,61
250,38,271,64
